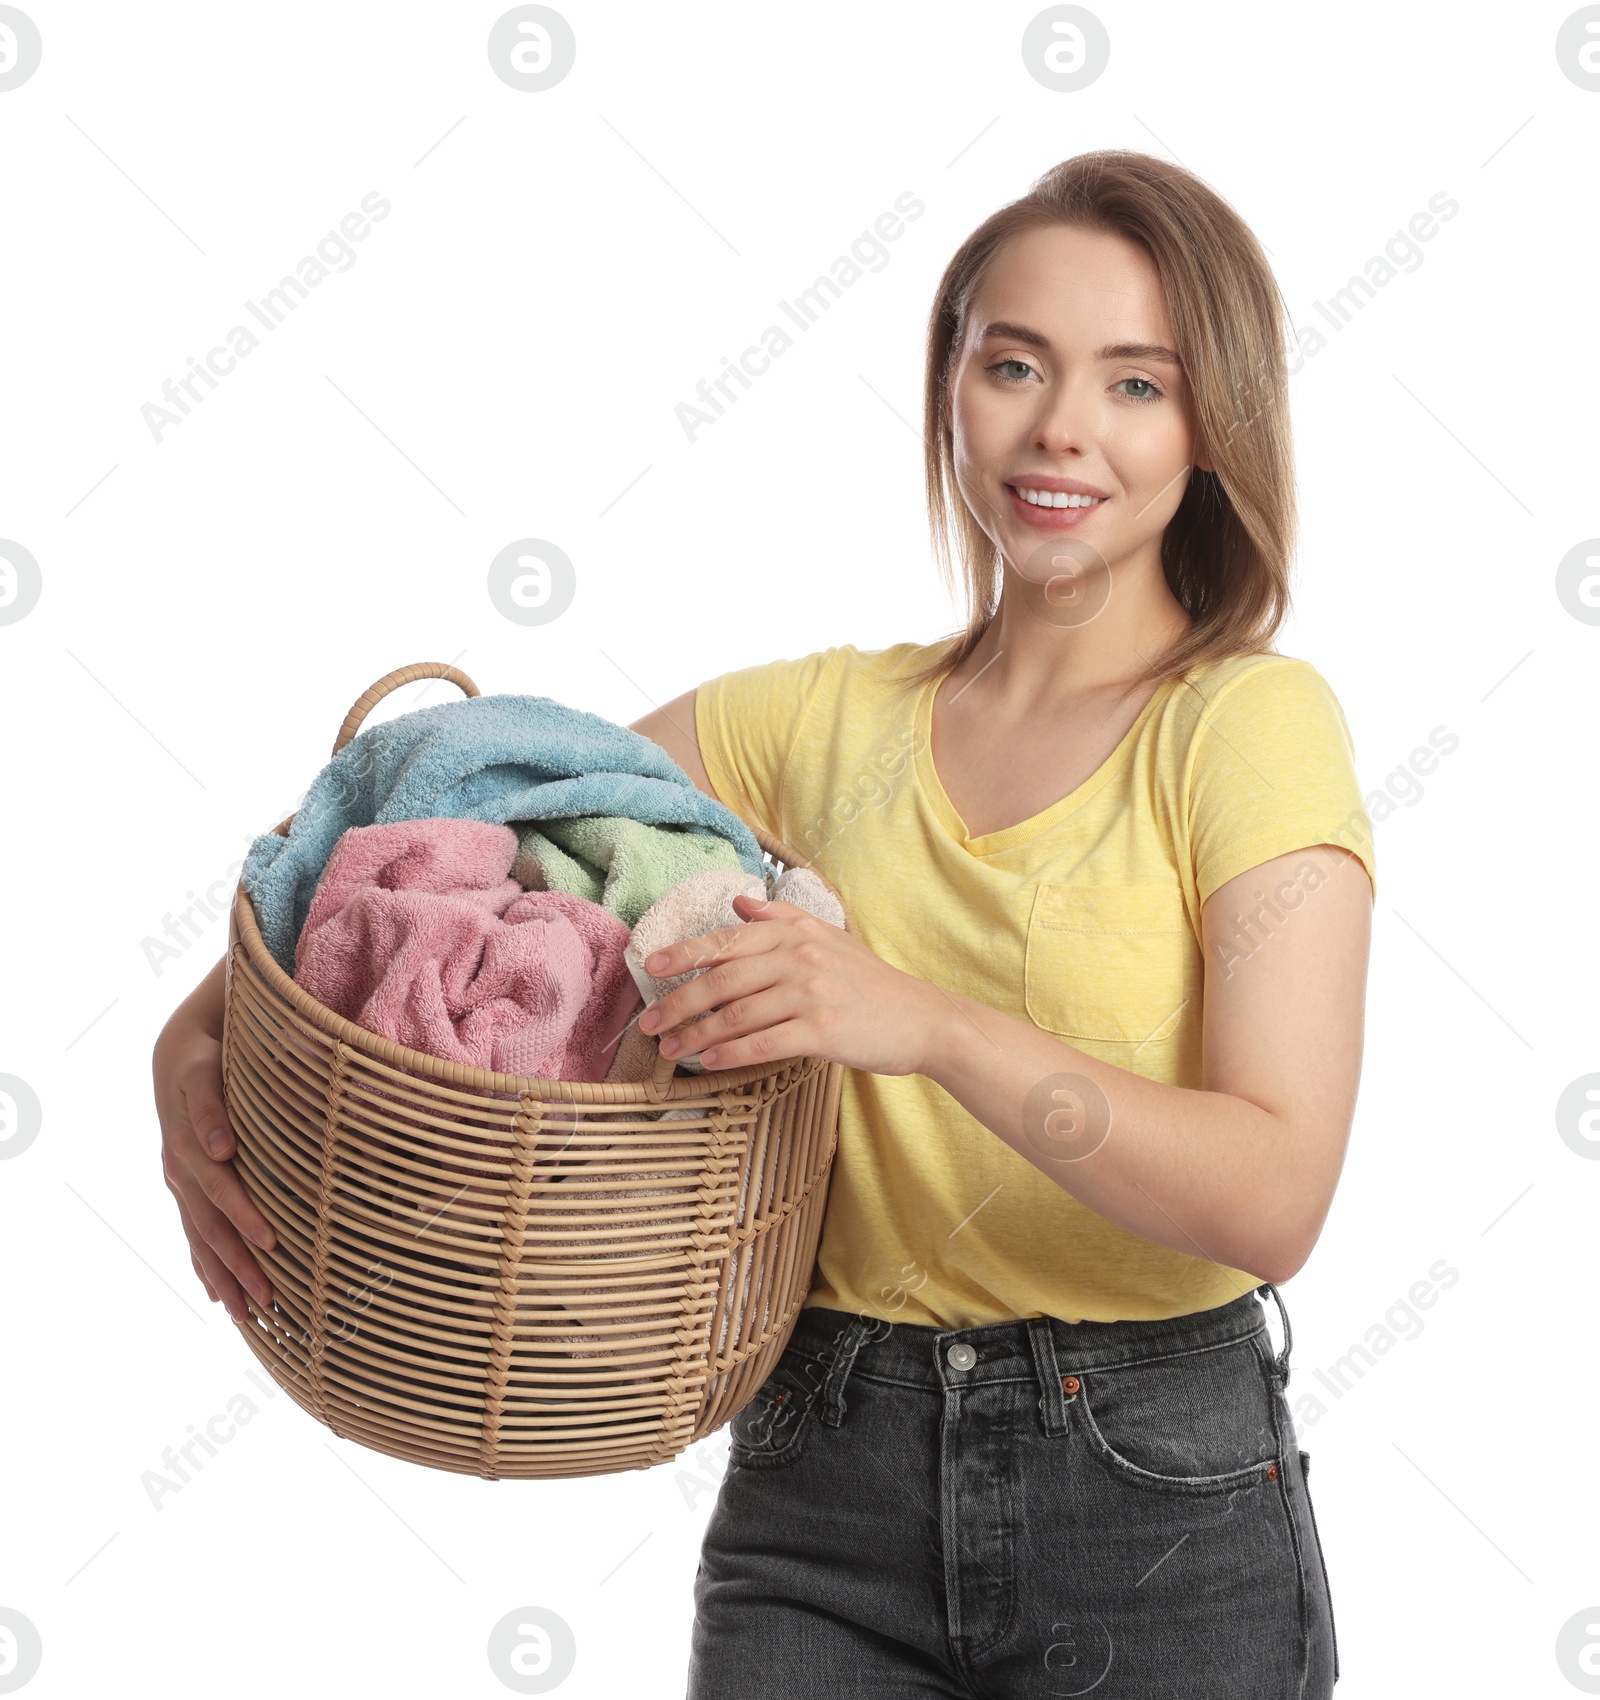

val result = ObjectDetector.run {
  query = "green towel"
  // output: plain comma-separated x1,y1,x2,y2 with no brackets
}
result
510,814,744,928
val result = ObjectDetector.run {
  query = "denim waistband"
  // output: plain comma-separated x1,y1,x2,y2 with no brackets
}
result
780,1283,1292,1433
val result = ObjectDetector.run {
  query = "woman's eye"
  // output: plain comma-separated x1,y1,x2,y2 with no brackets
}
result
986,358,1036,383
1115,376,1163,403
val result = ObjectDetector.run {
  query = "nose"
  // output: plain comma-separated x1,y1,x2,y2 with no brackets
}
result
1030,377,1096,459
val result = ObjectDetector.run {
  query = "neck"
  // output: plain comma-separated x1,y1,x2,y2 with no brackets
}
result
965,547,1191,709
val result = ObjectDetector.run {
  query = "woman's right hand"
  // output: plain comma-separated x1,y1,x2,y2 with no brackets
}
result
153,956,276,1324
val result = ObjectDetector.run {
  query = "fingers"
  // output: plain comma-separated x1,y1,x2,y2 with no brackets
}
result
658,987,795,1063
170,1075,277,1259
193,1145,273,1243
156,1025,278,1325
176,1192,264,1324
184,1076,235,1161
163,1106,277,1318
639,949,783,1039
641,900,802,979
189,1161,276,1293
695,1015,810,1072
641,924,741,979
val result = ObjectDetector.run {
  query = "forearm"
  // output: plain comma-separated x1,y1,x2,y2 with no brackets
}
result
161,954,227,1048
911,979,1319,1285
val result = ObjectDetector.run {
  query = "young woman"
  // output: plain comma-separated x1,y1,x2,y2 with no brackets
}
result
155,149,1371,1696
651,151,1372,1696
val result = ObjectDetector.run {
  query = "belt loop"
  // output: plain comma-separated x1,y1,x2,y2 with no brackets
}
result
1026,1316,1069,1437
1256,1281,1293,1388
819,1315,883,1428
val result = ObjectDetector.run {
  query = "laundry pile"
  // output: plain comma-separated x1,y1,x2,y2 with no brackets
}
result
239,689,845,1085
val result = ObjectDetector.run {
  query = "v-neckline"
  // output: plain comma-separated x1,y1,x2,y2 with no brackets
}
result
914,666,1177,856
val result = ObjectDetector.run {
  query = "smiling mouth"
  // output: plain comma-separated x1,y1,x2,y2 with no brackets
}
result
1004,483,1107,526
1007,483,1105,509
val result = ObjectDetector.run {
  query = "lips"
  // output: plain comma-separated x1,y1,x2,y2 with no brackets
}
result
1006,475,1110,498
1004,482,1106,530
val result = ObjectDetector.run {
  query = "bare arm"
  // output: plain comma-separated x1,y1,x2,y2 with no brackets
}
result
641,841,1370,1280
598,698,1372,1281
630,686,722,802
154,953,279,1323
910,843,1372,1285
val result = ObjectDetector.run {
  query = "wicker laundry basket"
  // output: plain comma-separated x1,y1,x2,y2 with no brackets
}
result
222,662,849,1480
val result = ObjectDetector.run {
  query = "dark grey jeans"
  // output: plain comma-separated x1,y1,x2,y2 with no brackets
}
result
688,1284,1338,1697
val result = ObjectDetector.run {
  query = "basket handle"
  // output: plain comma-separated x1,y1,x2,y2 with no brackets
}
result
332,662,481,756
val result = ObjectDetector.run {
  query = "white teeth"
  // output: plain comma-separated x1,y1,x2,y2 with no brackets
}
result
1014,486,1102,508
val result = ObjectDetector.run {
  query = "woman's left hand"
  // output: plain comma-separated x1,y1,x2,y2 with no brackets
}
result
635,892,940,1077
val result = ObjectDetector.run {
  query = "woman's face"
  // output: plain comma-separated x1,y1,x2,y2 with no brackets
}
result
947,223,1208,588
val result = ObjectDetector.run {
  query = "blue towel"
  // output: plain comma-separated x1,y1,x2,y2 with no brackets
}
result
241,692,765,973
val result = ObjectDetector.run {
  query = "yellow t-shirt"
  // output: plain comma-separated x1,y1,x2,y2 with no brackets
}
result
694,641,1377,1326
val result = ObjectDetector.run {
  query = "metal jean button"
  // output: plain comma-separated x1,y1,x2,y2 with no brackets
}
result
946,1342,977,1371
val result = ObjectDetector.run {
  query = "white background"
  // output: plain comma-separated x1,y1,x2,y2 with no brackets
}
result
1,2,1596,1695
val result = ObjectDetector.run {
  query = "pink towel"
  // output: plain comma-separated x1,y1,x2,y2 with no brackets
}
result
294,819,641,1081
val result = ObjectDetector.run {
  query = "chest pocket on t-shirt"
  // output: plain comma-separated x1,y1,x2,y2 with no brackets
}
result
1024,880,1200,1045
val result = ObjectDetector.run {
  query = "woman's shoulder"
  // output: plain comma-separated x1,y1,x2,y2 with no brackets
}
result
1163,649,1355,740
1157,650,1373,901
828,638,950,675
744,638,950,699
1180,647,1342,699
707,638,938,683
695,640,937,741
856,636,1007,691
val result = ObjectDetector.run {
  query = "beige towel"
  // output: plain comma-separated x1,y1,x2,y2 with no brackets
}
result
624,865,844,1073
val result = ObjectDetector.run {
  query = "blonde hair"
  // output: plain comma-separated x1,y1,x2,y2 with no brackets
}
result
903,149,1294,697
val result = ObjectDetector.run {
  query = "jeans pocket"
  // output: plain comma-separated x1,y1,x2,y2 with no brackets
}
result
1066,1330,1280,1496
727,1351,826,1470
1299,1450,1340,1684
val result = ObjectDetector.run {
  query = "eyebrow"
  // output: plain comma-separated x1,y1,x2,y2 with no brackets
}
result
977,321,1183,366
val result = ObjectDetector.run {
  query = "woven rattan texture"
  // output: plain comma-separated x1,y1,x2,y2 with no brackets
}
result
220,663,848,1479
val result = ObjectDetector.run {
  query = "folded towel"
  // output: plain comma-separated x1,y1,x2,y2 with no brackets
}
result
293,818,641,1082
242,692,766,974
624,864,845,1074
511,815,743,927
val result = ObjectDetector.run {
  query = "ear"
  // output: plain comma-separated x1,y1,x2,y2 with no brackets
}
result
1192,443,1215,475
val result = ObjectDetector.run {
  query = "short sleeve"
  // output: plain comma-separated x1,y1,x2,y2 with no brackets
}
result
694,649,839,841
1186,658,1376,906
